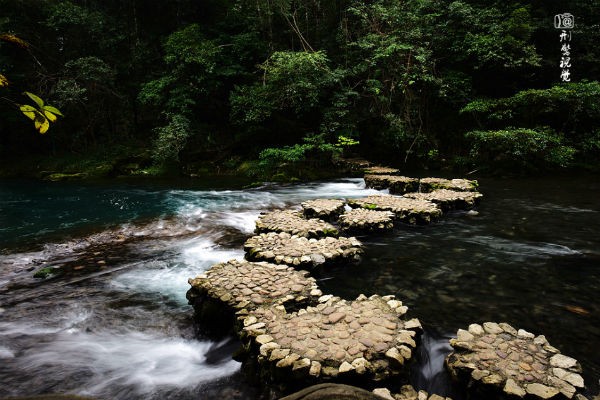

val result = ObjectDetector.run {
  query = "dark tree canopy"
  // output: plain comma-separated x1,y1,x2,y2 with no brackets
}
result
1,0,598,176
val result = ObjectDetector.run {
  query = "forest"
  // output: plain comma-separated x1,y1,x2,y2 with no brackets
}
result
1,0,599,179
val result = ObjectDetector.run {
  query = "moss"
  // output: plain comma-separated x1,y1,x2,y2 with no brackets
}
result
322,228,339,237
33,267,57,279
364,203,378,210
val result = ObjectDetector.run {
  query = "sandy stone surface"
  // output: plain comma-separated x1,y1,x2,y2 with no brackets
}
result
240,294,422,382
364,175,419,194
339,208,395,233
348,195,442,224
373,385,453,400
301,199,346,220
255,210,339,238
446,322,585,399
419,178,478,193
364,166,401,175
188,259,322,311
403,189,483,210
244,232,363,268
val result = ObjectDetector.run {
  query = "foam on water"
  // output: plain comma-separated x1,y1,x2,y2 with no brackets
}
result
112,237,243,304
13,327,239,397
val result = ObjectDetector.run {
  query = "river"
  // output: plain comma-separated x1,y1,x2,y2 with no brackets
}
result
0,175,598,399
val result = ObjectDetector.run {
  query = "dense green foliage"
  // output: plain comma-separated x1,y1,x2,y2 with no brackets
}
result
1,0,599,177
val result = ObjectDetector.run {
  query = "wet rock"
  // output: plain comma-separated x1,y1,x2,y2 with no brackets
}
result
372,385,453,400
187,259,321,316
301,199,346,221
339,209,395,233
364,175,419,194
244,232,363,268
364,166,401,176
418,178,478,193
240,295,421,384
402,189,483,211
256,210,339,238
446,322,585,399
280,383,383,400
348,195,442,224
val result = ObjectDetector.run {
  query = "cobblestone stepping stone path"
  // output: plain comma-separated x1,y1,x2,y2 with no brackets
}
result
403,189,483,211
446,322,586,399
244,232,363,268
187,259,322,313
301,199,346,221
348,195,442,224
339,208,395,233
255,209,339,238
239,294,422,382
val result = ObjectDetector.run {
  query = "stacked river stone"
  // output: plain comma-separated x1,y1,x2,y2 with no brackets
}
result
301,199,346,221
348,195,442,224
446,322,586,399
255,209,339,238
239,294,422,382
244,232,363,268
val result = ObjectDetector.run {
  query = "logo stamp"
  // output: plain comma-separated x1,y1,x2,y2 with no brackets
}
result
554,13,575,29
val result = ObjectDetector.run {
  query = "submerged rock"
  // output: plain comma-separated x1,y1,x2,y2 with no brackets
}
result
187,259,322,324
239,294,422,384
373,385,453,400
348,195,442,224
418,178,478,193
403,189,483,211
446,322,585,399
301,199,346,221
339,208,395,233
244,232,363,268
364,166,401,176
364,175,419,194
256,210,339,238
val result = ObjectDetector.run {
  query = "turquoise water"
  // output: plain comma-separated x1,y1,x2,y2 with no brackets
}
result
0,176,598,399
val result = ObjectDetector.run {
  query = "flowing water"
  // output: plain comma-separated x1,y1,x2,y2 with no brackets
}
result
0,176,598,399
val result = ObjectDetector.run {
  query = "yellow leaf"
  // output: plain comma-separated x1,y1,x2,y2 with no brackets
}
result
19,104,38,121
0,73,8,87
34,114,50,134
0,33,29,49
43,110,58,122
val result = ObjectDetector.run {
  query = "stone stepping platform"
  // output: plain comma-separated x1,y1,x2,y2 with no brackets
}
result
301,199,346,221
364,166,401,175
348,195,442,224
403,189,483,211
255,209,339,238
339,208,395,233
187,259,322,313
446,322,585,399
239,294,422,382
419,178,478,193
374,385,453,400
364,175,419,194
244,232,363,268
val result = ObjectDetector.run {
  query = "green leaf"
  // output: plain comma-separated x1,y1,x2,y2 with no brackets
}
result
43,105,64,116
23,91,44,108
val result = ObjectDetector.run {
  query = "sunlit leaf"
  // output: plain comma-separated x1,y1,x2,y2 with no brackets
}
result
0,73,8,87
0,33,29,49
23,91,44,108
43,105,64,116
34,114,50,134
43,110,58,122
19,104,38,121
